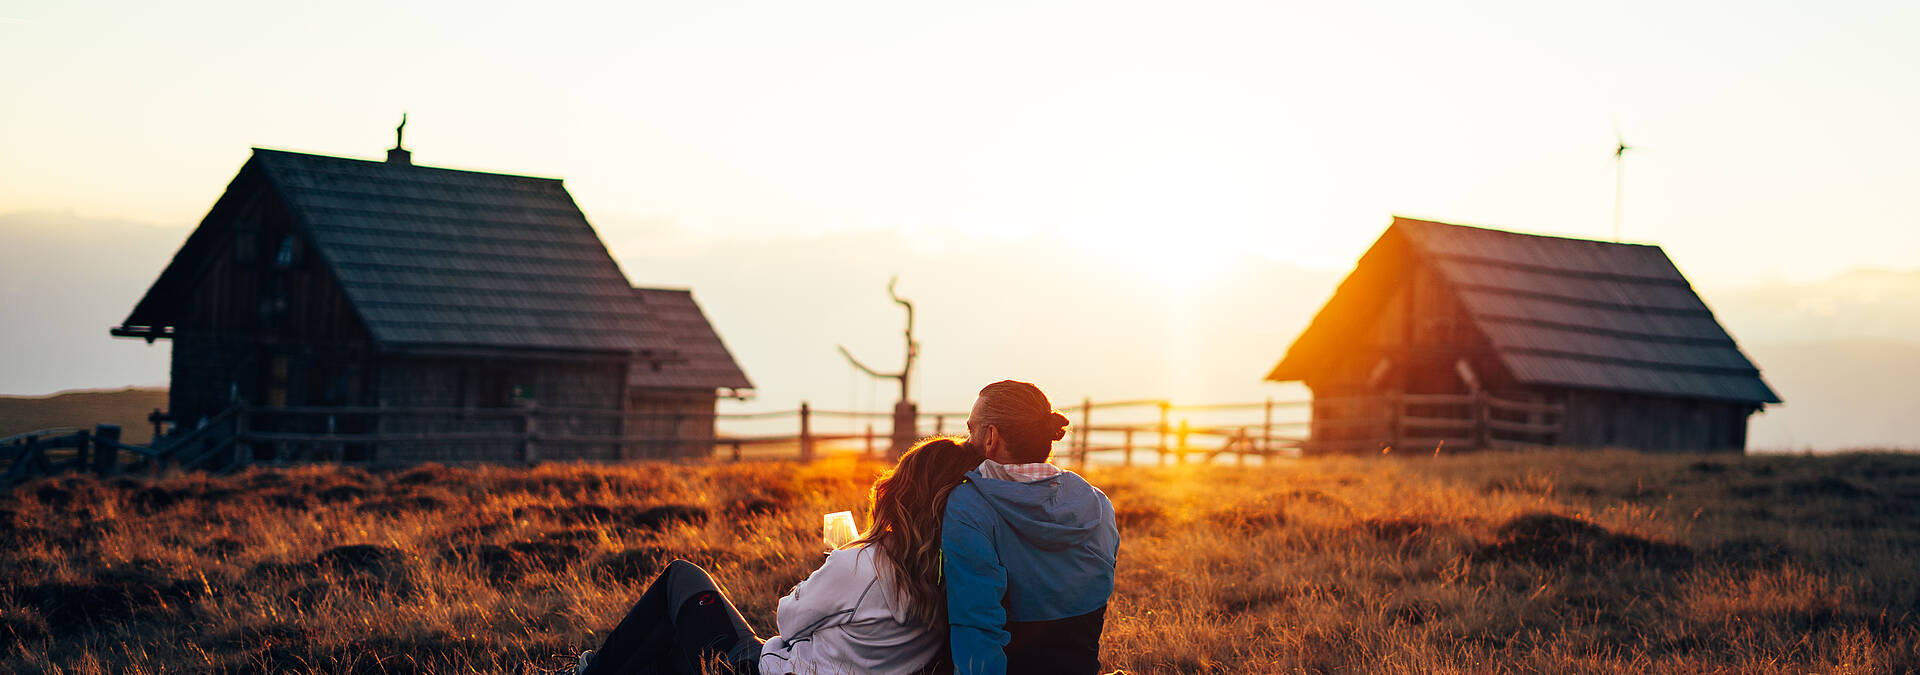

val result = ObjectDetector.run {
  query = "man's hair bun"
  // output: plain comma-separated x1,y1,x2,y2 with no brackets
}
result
1047,411,1070,441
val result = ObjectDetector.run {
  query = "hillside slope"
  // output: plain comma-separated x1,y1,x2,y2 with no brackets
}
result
0,387,166,444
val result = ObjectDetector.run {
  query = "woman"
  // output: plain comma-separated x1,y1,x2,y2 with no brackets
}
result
574,437,981,675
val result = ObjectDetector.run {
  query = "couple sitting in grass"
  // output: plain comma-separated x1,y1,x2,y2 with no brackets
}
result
569,380,1121,675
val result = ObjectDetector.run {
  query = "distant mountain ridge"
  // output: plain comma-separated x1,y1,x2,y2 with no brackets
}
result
0,387,167,444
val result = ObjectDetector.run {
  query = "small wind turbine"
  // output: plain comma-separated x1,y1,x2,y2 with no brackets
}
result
1612,124,1633,242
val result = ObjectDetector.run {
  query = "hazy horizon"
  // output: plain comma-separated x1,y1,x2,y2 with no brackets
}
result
4,208,1916,451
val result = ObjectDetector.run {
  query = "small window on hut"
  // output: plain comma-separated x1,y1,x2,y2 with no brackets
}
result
234,229,257,264
274,235,300,268
475,371,535,408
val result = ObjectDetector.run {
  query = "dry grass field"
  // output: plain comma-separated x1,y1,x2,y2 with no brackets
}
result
2,449,1917,674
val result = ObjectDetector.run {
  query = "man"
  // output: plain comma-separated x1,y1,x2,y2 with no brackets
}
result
943,380,1120,675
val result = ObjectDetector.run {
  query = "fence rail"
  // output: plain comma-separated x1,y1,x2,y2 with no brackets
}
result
3,391,1562,488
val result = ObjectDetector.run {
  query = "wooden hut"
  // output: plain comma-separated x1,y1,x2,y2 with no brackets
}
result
110,145,749,465
626,287,754,457
1267,217,1779,454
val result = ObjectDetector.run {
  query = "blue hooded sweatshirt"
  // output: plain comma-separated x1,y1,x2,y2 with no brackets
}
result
942,468,1119,675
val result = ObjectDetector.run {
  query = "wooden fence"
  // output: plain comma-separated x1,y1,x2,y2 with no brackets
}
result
2,392,1562,487
0,407,246,488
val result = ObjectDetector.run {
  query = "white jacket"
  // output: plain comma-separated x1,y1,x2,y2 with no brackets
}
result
758,544,943,675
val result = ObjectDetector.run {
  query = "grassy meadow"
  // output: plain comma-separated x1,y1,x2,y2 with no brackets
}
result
2,449,1918,673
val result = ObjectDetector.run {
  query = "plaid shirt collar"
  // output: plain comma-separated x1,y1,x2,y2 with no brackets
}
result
978,459,1063,483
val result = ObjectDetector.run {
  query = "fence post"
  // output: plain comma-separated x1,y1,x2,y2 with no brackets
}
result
74,429,92,472
2,438,29,484
732,441,743,462
865,423,875,458
1123,428,1134,467
1237,427,1249,467
1474,390,1490,451
235,407,251,469
366,406,381,465
1078,397,1092,469
799,402,815,462
672,413,687,460
1386,390,1403,452
92,425,121,476
325,413,338,463
148,408,167,441
10,437,45,482
1157,401,1170,466
1177,419,1190,464
1263,397,1274,456
935,415,945,435
521,404,540,465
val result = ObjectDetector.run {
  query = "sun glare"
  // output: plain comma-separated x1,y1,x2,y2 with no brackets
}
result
969,66,1326,292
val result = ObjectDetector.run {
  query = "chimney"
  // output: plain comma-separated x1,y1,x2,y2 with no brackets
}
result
387,113,411,166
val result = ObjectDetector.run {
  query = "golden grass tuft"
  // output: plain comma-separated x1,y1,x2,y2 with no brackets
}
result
1,450,1917,673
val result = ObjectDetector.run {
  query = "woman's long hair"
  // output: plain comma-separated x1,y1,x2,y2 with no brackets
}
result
849,437,984,629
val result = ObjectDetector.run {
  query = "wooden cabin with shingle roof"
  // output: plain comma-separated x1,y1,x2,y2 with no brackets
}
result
627,287,754,456
1267,217,1779,454
111,144,750,465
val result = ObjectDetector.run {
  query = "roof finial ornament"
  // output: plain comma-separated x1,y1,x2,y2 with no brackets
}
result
387,113,412,166
1612,120,1632,242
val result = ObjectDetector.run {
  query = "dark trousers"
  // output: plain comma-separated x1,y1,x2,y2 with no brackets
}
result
582,559,762,675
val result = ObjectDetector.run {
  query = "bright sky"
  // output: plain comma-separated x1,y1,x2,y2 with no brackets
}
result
5,0,1918,287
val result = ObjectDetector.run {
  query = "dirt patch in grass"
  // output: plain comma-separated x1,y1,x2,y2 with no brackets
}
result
1212,500,1287,532
1218,585,1294,614
442,540,586,583
317,544,407,576
0,608,50,654
514,504,613,525
310,546,418,596
8,560,209,631
195,487,243,504
358,493,450,517
442,519,513,544
214,622,311,651
264,492,311,510
130,486,189,513
1359,515,1459,552
1112,501,1164,531
1277,488,1354,513
539,527,605,544
392,464,455,486
197,537,246,558
316,485,369,504
615,504,708,532
31,485,74,508
1784,477,1875,499
725,497,784,518
1705,538,1801,569
594,547,670,584
247,560,322,582
1479,512,1693,570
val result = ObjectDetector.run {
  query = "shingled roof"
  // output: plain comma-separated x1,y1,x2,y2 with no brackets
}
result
627,287,754,395
122,148,673,356
1269,217,1780,405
